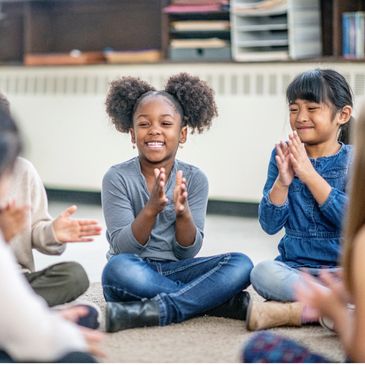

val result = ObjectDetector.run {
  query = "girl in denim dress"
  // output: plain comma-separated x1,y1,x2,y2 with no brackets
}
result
246,69,353,331
242,102,365,364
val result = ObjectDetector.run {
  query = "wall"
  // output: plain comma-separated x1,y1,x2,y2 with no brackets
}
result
2,62,365,203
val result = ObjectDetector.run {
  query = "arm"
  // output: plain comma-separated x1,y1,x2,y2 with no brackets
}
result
295,232,365,363
102,167,168,254
172,168,208,259
287,131,331,205
25,161,65,255
102,168,147,255
259,147,290,234
288,132,347,226
0,240,87,361
341,228,365,362
131,168,169,245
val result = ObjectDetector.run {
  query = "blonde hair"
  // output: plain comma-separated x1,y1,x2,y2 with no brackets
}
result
342,105,365,293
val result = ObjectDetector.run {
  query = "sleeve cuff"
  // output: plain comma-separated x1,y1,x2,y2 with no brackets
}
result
265,192,288,208
319,188,335,211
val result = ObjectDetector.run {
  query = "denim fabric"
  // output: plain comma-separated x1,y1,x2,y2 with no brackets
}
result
259,143,352,268
102,252,253,325
243,332,332,363
250,260,341,301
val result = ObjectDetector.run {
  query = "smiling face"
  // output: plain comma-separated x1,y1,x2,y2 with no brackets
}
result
289,99,348,148
130,94,187,167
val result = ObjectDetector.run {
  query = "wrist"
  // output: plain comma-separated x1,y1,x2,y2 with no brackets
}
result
176,206,191,219
276,179,290,190
144,204,159,218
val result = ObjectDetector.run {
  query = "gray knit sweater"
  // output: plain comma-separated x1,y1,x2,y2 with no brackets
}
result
102,157,208,262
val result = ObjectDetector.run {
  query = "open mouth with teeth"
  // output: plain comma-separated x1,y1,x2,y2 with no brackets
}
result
145,141,165,149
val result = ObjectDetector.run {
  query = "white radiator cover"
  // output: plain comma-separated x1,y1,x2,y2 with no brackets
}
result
2,63,365,203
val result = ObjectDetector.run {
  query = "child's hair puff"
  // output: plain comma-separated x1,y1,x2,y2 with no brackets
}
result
165,72,217,133
105,72,218,134
106,77,156,133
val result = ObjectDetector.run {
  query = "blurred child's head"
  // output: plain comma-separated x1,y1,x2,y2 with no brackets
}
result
286,69,353,144
105,73,217,165
343,104,365,292
0,92,10,113
0,106,22,196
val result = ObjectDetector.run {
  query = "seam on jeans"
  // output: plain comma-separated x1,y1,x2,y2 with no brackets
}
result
168,254,231,297
160,254,231,276
154,294,167,326
102,284,142,301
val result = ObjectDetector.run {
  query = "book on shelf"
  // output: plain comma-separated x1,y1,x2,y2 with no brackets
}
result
170,38,229,48
171,20,230,31
342,12,365,59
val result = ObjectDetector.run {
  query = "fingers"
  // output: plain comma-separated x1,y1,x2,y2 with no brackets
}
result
58,306,89,322
77,221,102,234
61,205,78,218
176,170,183,186
79,327,106,358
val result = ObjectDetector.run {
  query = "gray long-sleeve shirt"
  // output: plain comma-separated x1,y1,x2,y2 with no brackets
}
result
102,157,208,261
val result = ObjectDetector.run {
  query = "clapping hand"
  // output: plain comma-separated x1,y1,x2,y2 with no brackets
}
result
146,167,168,215
275,141,295,187
0,200,29,242
173,170,188,216
287,131,315,183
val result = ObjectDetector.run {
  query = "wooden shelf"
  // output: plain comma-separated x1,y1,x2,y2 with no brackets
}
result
0,0,365,65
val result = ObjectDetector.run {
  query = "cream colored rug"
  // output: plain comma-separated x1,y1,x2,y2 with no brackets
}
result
81,283,344,363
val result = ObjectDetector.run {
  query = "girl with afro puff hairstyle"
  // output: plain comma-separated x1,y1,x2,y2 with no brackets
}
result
101,73,253,332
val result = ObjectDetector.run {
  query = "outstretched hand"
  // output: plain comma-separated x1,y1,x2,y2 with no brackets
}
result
146,167,168,215
52,205,102,244
173,170,188,216
0,200,29,242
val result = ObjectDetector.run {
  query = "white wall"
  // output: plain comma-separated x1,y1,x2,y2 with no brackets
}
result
2,62,365,203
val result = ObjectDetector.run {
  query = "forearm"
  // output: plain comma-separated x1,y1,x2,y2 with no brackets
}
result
303,171,332,206
269,178,289,206
175,209,196,246
131,206,157,245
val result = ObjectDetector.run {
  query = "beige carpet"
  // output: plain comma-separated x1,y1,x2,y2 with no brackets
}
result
80,283,345,363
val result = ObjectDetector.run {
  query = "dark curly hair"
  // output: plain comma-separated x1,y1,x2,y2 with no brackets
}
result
105,72,218,134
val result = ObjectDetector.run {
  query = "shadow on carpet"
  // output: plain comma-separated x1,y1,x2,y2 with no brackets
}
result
80,283,345,363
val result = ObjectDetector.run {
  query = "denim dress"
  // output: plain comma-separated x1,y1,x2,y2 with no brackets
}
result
259,143,353,269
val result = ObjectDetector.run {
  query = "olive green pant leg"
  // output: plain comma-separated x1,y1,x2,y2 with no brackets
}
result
24,261,89,307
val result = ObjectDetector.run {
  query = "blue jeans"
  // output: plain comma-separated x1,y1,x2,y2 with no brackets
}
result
102,252,253,326
250,260,340,301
